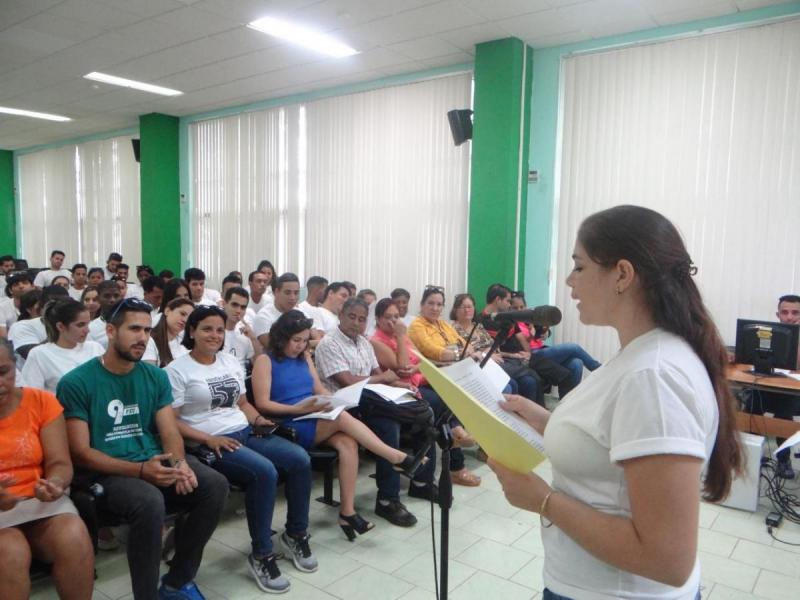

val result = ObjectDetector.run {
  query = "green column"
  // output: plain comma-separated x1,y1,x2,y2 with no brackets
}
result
139,113,181,273
0,150,15,256
468,38,532,303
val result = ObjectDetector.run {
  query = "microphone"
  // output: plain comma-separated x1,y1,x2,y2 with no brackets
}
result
487,305,562,327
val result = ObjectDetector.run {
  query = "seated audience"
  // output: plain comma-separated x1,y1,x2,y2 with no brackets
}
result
372,298,480,486
357,289,378,337
159,279,191,313
408,286,476,363
86,281,123,348
158,269,174,282
302,281,348,335
0,254,15,295
80,286,100,320
184,268,220,306
391,288,414,327
135,265,155,288
256,260,277,293
254,273,301,347
56,299,228,600
86,267,104,286
1,272,35,336
511,291,600,389
342,281,357,297
296,276,328,326
167,306,316,592
68,263,88,300
102,252,122,281
245,270,273,319
253,310,426,539
0,339,94,600
221,287,260,370
20,299,104,393
10,286,70,367
144,298,194,368
114,264,143,299
141,276,165,315
51,275,71,290
33,250,72,288
315,298,436,527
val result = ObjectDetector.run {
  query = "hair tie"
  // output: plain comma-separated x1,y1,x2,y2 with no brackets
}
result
672,261,698,280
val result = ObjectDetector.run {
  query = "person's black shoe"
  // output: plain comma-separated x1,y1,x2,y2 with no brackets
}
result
375,499,417,527
776,460,795,480
408,482,440,502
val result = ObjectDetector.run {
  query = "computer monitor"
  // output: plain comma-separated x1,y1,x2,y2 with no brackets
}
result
734,319,800,375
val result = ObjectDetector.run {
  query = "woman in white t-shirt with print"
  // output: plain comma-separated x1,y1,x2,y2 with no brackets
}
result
20,298,104,393
490,205,742,600
143,298,193,367
165,305,315,594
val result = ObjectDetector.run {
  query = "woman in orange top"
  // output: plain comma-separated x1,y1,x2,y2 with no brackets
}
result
0,339,94,599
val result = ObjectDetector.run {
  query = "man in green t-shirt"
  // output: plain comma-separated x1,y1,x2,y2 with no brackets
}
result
57,298,228,600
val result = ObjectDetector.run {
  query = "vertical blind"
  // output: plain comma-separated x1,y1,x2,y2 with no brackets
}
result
554,18,800,361
18,136,141,269
190,72,472,295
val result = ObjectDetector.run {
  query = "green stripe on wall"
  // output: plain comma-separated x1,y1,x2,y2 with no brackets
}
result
468,37,531,304
139,113,181,273
0,150,15,256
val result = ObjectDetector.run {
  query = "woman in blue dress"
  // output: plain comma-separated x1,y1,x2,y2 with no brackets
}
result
251,310,426,541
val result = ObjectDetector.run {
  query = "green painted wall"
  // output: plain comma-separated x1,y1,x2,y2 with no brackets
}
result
139,113,181,273
468,38,531,304
523,2,800,306
0,150,15,256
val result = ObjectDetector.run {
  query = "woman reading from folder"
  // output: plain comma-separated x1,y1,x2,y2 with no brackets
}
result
490,205,742,600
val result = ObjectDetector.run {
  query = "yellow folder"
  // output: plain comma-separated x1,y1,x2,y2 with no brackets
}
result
417,354,546,473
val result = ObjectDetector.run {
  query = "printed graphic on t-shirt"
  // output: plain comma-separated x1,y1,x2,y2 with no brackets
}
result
208,376,239,409
105,399,143,443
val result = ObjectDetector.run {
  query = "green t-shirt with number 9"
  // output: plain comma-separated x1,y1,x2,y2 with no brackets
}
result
57,358,173,462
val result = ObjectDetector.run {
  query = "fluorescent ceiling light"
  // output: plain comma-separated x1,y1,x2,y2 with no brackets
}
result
247,16,359,58
0,106,71,122
83,72,183,97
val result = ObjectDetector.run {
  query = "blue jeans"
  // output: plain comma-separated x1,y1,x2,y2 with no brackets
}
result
543,588,701,600
359,414,435,501
419,385,465,472
536,343,601,373
215,426,312,556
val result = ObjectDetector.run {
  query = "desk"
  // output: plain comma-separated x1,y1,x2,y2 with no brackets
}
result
728,364,800,438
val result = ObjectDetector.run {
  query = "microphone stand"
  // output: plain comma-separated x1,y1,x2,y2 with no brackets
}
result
422,319,514,600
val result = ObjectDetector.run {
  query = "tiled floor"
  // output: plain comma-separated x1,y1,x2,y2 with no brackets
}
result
29,450,800,599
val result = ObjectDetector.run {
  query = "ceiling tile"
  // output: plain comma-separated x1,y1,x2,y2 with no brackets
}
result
99,0,186,19
193,0,322,24
48,0,145,31
439,22,512,52
458,0,551,21
495,8,573,40
0,0,63,30
652,1,741,27
153,5,244,38
419,51,474,68
387,36,465,61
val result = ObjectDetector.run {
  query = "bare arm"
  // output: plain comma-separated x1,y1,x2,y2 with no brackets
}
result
66,418,142,478
491,454,702,588
155,405,186,461
252,353,329,416
37,415,74,499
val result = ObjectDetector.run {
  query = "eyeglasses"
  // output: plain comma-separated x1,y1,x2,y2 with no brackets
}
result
107,297,153,323
424,285,445,294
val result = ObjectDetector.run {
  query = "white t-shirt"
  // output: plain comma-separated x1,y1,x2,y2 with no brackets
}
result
33,269,72,288
249,290,273,315
298,301,320,324
224,326,255,370
125,283,144,299
542,328,718,600
195,288,222,307
20,341,105,393
252,304,283,338
0,297,18,332
166,352,248,437
8,318,47,369
87,318,108,348
311,305,339,334
68,286,87,301
143,334,187,366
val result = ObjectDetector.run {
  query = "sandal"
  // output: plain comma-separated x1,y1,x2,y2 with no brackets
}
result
393,449,429,479
339,512,374,541
451,426,476,448
450,468,481,487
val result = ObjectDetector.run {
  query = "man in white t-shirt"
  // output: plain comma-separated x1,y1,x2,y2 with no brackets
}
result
103,252,122,280
141,276,165,313
304,282,348,335
185,267,221,306
297,276,328,322
0,255,16,296
87,280,123,348
222,286,260,371
114,263,143,299
33,250,72,288
390,288,414,327
246,270,273,315
68,263,89,300
253,273,301,347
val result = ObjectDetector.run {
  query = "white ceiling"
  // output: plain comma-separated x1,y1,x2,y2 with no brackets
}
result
0,0,788,150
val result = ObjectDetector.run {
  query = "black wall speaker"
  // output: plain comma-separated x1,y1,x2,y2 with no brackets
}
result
447,109,473,146
131,138,141,163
